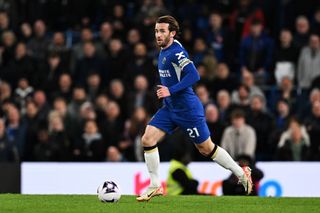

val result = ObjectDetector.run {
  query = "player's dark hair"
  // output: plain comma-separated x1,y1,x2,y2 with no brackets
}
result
156,15,180,37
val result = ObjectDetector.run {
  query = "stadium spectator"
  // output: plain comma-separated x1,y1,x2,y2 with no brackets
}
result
239,19,273,85
22,100,42,161
180,26,193,53
33,127,56,161
0,31,17,68
273,29,299,85
191,37,217,80
304,101,320,160
241,70,265,100
110,4,128,39
275,118,310,161
195,63,212,88
293,16,310,50
268,76,297,114
71,28,94,64
0,11,10,37
86,72,103,102
247,95,275,161
47,111,71,161
126,42,157,89
18,22,32,43
14,78,34,114
206,12,235,64
299,88,320,119
108,79,128,120
221,109,256,159
35,53,63,92
74,41,106,86
135,0,169,44
27,20,49,61
73,119,105,161
0,118,19,162
67,86,87,121
122,107,149,161
0,81,12,105
274,99,291,131
107,38,128,81
47,32,71,69
98,101,124,148
216,90,233,124
205,103,226,146
106,146,126,162
210,63,238,100
229,0,264,42
311,8,320,36
94,94,109,124
95,22,114,58
297,34,320,90
126,28,142,55
5,104,27,158
50,73,73,103
195,84,213,107
231,84,251,113
127,75,158,115
52,97,76,144
5,42,35,87
167,139,199,195
33,90,50,122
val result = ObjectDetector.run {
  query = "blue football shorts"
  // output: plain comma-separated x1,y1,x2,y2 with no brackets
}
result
148,105,211,144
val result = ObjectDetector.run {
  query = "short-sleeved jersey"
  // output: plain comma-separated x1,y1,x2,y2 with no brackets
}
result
158,40,201,112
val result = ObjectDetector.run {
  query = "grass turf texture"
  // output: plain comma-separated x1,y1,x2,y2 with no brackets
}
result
0,195,319,213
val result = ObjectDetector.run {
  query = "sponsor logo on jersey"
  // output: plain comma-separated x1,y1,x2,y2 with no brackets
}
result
159,69,171,77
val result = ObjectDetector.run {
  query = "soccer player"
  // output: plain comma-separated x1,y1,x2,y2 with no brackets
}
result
136,15,252,202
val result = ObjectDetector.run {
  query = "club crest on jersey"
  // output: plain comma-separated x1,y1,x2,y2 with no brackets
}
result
162,57,166,64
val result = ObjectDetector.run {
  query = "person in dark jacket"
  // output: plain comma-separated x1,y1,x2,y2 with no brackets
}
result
223,155,264,196
166,139,199,195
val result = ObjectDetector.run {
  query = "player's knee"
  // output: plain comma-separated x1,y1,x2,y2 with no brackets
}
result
198,147,211,157
196,143,215,157
141,133,154,147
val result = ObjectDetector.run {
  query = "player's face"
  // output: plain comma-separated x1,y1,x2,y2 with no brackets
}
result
155,23,174,48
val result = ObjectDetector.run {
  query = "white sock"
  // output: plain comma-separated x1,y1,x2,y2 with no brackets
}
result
212,146,244,178
144,148,161,187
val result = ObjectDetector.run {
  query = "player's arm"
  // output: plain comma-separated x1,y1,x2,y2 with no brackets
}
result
168,61,200,94
157,52,200,98
157,51,200,98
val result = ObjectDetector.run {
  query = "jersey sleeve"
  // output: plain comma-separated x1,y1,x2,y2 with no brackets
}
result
168,49,200,94
171,49,193,70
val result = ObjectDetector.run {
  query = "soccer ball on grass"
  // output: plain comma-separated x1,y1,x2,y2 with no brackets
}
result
97,181,121,203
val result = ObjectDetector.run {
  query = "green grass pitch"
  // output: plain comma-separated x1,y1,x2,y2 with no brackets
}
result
0,195,319,213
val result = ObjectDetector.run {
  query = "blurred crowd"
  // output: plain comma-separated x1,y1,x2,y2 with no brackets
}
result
0,0,320,163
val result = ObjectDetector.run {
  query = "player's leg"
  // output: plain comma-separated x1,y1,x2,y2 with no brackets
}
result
194,138,253,194
137,107,176,201
141,125,166,188
177,110,253,195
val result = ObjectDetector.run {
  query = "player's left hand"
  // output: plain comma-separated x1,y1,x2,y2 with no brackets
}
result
157,85,171,99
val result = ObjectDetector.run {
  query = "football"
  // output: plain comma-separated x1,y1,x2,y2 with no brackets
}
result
97,181,121,203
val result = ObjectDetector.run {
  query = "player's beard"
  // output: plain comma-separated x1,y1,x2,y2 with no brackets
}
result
158,35,171,48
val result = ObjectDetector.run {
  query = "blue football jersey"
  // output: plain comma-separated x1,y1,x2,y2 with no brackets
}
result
158,40,201,112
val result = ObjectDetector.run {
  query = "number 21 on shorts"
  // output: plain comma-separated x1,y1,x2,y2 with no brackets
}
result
187,127,200,138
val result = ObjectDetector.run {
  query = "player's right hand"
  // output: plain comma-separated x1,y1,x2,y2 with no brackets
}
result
157,85,171,99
